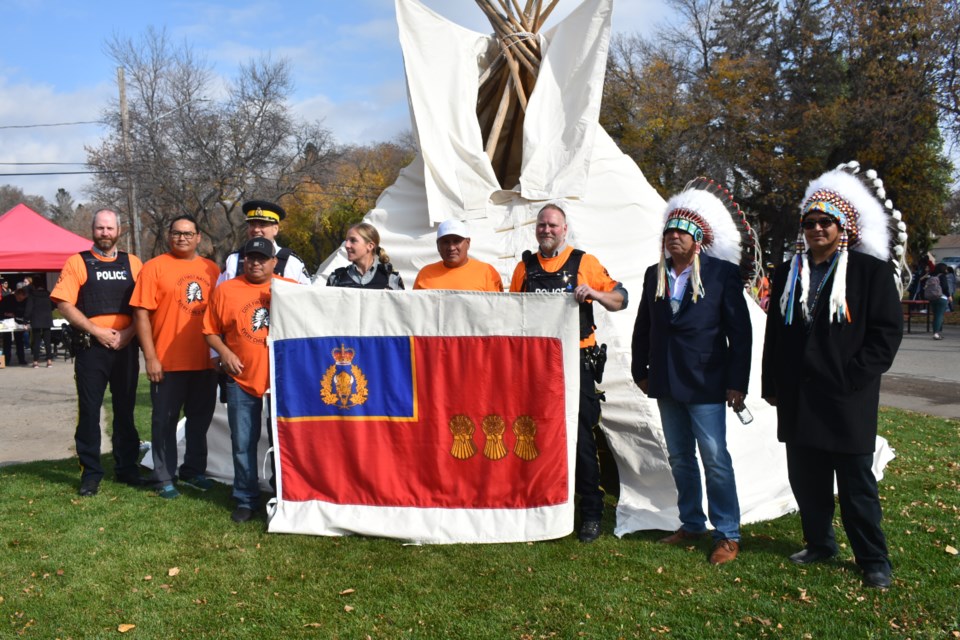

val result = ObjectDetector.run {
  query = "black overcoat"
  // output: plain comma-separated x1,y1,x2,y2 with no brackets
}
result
761,251,903,454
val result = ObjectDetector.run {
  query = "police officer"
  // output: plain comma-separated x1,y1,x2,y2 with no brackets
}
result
509,203,628,542
51,209,144,496
218,200,311,285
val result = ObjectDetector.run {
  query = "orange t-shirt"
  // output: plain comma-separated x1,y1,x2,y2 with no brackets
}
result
509,245,619,348
202,274,292,398
51,251,143,330
130,252,220,371
413,258,504,292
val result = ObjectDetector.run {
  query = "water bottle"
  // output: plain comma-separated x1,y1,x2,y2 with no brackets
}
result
736,406,753,425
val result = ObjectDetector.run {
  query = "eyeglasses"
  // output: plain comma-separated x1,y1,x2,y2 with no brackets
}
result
168,231,197,239
801,217,836,230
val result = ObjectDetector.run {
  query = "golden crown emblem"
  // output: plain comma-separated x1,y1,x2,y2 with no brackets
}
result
320,343,368,409
332,344,356,365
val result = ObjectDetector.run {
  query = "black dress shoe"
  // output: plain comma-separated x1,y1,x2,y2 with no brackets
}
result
862,571,892,589
578,520,601,543
231,507,254,523
789,548,837,565
78,479,100,497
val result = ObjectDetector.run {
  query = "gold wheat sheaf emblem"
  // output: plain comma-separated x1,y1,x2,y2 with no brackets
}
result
481,415,507,460
320,343,369,409
449,414,478,460
448,414,538,461
512,415,539,461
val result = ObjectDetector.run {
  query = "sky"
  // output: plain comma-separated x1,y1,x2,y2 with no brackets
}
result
0,0,670,206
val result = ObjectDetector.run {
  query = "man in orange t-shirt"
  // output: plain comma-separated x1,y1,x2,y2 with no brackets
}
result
204,237,292,522
51,209,144,497
413,219,503,291
130,214,221,499
510,203,627,543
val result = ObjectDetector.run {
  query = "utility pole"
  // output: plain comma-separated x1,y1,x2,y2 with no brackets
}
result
117,67,141,258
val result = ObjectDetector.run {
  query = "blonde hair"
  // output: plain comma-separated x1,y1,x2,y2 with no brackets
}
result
349,222,390,265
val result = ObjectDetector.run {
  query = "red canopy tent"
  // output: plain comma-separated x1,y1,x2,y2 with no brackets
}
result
0,204,91,272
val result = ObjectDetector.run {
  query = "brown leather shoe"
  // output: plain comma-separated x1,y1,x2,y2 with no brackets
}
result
709,539,740,565
658,528,707,545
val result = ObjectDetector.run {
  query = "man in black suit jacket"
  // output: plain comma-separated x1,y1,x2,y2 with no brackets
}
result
633,182,753,565
762,163,904,590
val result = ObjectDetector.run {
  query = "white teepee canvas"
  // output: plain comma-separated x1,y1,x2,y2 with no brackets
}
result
313,0,809,536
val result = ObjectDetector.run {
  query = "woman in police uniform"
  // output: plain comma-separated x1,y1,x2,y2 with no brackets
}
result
326,223,403,290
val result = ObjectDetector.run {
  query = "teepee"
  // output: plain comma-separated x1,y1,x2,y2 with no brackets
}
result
313,0,828,535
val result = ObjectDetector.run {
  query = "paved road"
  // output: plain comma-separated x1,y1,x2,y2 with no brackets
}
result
880,323,960,420
1,322,958,468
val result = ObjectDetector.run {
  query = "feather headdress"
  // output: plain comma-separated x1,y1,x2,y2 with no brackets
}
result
657,177,757,302
780,161,908,325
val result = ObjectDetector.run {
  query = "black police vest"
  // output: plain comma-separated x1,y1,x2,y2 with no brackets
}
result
329,263,394,289
235,246,293,277
76,251,135,317
522,249,594,340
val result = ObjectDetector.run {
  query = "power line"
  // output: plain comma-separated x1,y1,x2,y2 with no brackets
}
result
0,170,115,177
0,162,88,166
0,120,105,130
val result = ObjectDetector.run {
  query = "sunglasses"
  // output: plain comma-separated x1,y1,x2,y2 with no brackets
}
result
801,217,836,230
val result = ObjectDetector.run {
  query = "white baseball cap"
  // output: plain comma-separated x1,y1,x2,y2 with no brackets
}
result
437,219,470,239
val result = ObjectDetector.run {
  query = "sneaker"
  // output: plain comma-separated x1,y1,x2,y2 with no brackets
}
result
577,520,602,543
180,474,214,491
231,507,254,523
933,333,943,340
78,479,100,497
157,484,180,500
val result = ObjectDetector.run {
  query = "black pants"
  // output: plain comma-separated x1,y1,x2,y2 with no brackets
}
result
2,330,26,364
786,443,890,574
30,327,52,362
149,369,217,485
576,365,604,521
74,341,141,483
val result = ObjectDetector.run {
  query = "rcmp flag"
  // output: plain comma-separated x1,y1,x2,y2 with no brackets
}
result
266,283,580,543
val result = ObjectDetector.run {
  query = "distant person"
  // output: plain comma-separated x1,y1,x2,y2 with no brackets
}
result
1,280,11,298
131,214,221,500
1,285,28,366
413,220,503,291
762,163,904,590
204,238,294,522
218,200,310,285
945,264,957,312
326,222,404,290
510,203,627,543
926,263,950,340
24,282,54,368
50,209,144,496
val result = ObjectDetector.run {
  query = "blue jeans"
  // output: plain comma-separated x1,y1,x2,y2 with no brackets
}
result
657,398,740,541
225,379,267,510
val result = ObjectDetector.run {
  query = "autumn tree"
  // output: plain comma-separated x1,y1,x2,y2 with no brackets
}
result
601,0,957,263
86,28,336,263
281,139,417,270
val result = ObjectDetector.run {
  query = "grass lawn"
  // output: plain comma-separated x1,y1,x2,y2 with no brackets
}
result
1,380,958,638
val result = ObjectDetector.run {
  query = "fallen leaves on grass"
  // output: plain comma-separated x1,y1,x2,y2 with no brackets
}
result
344,605,355,612
945,545,958,555
339,588,355,596
118,623,136,632
168,567,180,577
